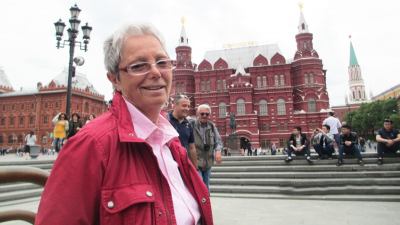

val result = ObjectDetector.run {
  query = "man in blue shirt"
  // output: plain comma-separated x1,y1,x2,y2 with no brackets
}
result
376,119,400,165
168,94,197,166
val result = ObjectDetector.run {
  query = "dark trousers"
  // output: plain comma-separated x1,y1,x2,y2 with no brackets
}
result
287,146,310,158
377,142,400,158
338,145,362,161
313,144,334,157
53,138,64,153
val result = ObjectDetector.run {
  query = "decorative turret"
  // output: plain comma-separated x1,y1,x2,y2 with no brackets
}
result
294,3,319,60
175,17,193,69
0,67,14,93
348,36,367,103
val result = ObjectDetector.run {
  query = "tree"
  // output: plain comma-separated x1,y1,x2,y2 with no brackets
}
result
344,98,399,140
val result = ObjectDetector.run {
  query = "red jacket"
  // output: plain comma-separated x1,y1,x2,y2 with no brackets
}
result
36,92,213,225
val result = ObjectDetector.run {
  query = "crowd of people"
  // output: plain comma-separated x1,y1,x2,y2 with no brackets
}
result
0,113,97,158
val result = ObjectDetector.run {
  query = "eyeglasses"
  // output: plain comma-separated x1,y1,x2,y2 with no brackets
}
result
200,112,210,117
119,59,174,76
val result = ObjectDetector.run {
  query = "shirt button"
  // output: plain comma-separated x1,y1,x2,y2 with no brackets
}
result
107,201,114,209
146,191,153,197
201,197,207,204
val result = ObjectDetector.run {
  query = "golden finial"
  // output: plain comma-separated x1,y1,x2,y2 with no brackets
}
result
298,1,304,12
181,16,186,26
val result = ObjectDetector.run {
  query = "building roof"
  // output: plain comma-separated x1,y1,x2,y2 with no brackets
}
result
203,44,282,69
0,68,100,98
372,83,400,100
52,68,100,94
349,41,359,66
0,67,13,89
0,89,38,97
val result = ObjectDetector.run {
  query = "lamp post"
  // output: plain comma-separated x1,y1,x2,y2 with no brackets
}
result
53,4,92,118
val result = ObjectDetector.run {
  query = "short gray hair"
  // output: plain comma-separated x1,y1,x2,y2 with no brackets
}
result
174,94,190,105
103,23,166,75
197,104,211,113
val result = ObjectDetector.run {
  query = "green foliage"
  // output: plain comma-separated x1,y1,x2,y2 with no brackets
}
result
344,98,399,139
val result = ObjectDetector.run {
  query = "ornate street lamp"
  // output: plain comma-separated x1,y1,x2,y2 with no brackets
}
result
53,4,92,118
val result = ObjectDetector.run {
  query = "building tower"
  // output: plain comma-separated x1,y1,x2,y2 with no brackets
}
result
348,37,367,103
292,3,329,113
0,67,14,93
172,17,196,108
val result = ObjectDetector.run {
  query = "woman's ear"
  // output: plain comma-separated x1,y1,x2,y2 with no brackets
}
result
107,72,121,91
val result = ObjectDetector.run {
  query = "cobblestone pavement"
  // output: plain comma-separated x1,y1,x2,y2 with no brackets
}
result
1,197,400,225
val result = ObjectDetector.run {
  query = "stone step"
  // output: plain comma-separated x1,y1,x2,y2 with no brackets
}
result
0,188,43,202
216,158,400,166
210,185,400,195
0,160,55,166
211,193,400,202
210,178,400,187
0,183,40,193
212,164,400,172
220,152,397,161
0,163,53,170
211,171,400,179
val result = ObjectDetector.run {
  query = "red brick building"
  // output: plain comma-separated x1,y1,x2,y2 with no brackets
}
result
0,68,107,149
172,10,331,149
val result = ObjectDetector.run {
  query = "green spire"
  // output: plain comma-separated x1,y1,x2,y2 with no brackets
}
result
349,41,359,66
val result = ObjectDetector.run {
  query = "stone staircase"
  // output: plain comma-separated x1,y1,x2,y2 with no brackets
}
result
1,153,400,204
0,159,54,204
210,153,400,201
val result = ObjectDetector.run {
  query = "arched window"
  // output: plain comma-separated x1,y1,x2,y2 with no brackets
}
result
308,98,316,112
259,100,268,116
237,99,245,116
85,102,90,113
17,134,23,144
257,77,261,88
280,75,285,86
274,75,279,86
262,76,267,87
277,99,286,115
218,102,227,118
8,135,13,144
309,73,314,84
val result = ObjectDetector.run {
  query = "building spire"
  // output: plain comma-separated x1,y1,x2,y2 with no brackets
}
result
298,2,309,33
179,17,189,46
349,36,359,66
347,36,367,103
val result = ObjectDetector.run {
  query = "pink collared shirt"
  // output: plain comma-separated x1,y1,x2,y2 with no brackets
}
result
124,98,201,225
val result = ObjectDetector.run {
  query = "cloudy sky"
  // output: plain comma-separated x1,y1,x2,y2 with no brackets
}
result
1,0,399,106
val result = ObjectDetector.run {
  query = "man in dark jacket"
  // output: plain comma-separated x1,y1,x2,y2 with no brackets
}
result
376,119,400,165
167,94,197,166
337,124,364,166
285,126,313,164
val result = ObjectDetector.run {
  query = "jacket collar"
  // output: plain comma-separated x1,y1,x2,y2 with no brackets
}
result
110,92,144,143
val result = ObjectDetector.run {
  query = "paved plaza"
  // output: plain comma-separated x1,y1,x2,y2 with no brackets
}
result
0,197,400,224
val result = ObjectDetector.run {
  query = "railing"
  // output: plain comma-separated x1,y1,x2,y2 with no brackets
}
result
0,166,49,224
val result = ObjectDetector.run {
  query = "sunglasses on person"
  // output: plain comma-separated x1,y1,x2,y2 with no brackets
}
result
200,112,210,117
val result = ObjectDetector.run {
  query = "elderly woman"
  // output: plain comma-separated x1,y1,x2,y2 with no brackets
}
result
36,24,213,225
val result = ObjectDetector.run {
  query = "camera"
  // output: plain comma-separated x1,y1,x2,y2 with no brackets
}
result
204,144,210,151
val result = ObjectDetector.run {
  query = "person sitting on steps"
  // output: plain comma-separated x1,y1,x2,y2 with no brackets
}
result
336,125,364,166
285,126,313,164
376,119,400,165
312,125,334,159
